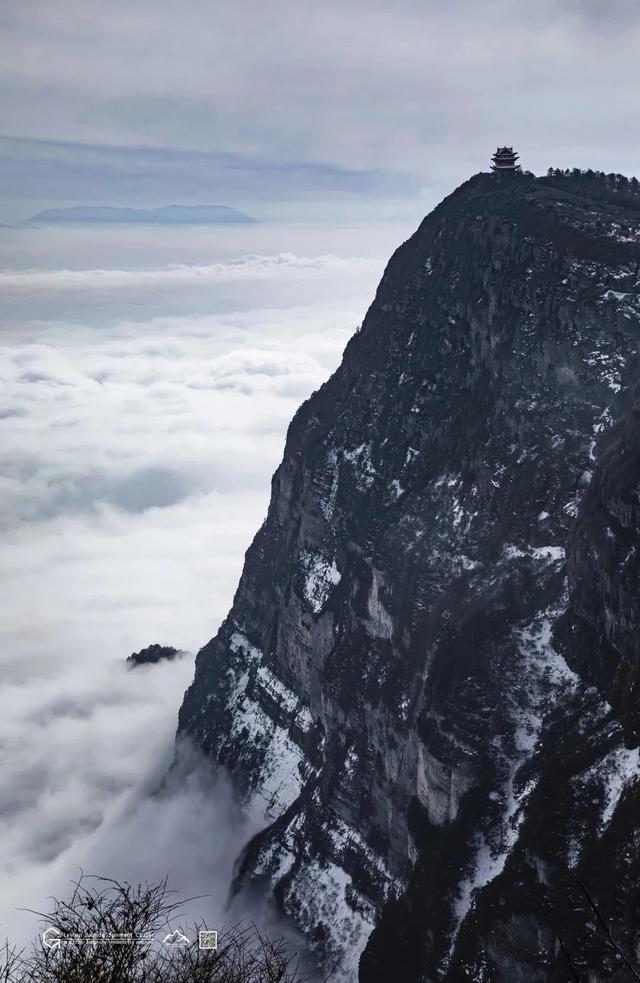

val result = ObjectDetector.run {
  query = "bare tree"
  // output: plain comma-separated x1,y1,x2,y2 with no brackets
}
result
8,874,306,983
155,922,305,983
0,940,24,983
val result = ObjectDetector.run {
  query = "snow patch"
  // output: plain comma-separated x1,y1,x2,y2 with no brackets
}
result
451,498,464,528
300,549,341,614
320,448,340,520
229,688,305,826
404,446,419,466
449,606,577,955
283,856,376,983
460,555,479,571
503,544,564,564
389,478,404,500
585,745,640,829
324,806,402,894
230,632,310,724
603,289,629,301
584,345,626,393
366,567,393,639
530,545,565,562
589,406,614,461
227,631,312,823
343,442,376,490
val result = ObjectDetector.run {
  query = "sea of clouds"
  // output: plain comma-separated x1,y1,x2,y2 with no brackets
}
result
0,220,409,948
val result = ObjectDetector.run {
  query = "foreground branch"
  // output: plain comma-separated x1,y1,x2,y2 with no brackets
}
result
1,874,306,983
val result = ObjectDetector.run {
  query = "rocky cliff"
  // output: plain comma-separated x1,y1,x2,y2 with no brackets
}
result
177,170,640,981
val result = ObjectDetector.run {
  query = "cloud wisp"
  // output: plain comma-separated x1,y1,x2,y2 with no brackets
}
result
0,251,377,290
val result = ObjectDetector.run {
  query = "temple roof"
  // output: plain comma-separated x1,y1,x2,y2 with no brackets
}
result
491,145,522,173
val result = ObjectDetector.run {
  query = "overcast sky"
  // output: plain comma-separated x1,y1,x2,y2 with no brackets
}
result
1,0,640,220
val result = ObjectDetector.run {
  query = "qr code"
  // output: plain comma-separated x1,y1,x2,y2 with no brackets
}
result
198,930,218,951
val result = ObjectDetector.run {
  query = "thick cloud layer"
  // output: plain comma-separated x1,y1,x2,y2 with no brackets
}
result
0,220,407,946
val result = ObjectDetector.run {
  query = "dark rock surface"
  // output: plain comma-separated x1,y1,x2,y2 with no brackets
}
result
127,643,181,668
177,170,640,981
561,384,640,745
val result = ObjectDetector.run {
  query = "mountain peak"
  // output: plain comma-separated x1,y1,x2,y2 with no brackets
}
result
177,174,640,980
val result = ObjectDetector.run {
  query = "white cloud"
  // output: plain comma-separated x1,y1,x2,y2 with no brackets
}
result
0,223,388,948
0,252,377,291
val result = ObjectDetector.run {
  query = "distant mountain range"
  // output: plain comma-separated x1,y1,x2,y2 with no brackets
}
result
29,204,257,225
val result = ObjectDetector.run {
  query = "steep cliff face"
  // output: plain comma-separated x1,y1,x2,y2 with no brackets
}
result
177,172,640,980
561,386,640,744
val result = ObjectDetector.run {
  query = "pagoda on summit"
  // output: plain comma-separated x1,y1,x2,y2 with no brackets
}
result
491,146,522,175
